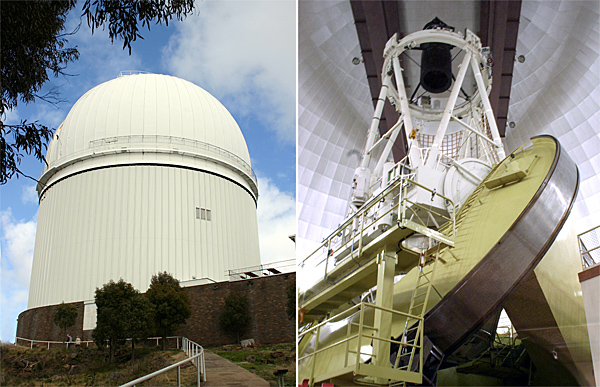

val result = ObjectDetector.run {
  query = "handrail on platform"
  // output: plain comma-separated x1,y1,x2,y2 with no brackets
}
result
578,224,600,269
298,301,424,386
298,175,455,301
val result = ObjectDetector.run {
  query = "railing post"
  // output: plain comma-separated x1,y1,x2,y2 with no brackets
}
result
177,365,181,387
309,325,322,386
355,303,365,372
344,323,351,367
196,360,201,386
202,352,206,382
324,238,331,281
358,211,365,257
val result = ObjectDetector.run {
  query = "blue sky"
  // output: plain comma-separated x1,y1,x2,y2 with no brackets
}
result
0,1,296,343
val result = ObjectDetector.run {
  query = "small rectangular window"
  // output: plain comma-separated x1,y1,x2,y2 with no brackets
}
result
196,207,200,219
206,209,211,221
201,208,206,220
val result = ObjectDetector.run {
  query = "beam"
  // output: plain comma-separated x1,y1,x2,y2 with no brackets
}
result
479,0,522,136
351,0,407,161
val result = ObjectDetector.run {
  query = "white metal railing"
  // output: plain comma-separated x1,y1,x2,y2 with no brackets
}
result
15,335,181,350
579,225,600,269
15,336,94,349
298,174,454,299
120,337,206,387
42,135,257,190
227,258,297,279
298,302,424,386
89,135,257,182
118,70,151,77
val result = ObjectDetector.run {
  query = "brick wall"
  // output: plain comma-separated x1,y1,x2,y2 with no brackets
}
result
16,301,85,347
16,273,295,347
177,272,296,346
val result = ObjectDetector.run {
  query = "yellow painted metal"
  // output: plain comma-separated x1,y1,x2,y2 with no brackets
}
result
299,175,456,318
298,302,425,387
395,250,440,375
299,137,567,385
372,250,396,385
505,217,595,386
484,153,538,189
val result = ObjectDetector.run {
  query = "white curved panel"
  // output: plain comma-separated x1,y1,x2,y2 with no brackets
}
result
46,73,251,166
29,165,260,308
505,0,600,233
297,0,374,256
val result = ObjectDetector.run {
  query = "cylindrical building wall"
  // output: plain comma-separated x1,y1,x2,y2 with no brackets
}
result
27,73,261,309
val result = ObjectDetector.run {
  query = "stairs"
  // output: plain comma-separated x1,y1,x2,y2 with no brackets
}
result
392,250,441,385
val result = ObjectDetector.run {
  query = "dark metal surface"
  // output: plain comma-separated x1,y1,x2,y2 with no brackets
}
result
424,135,579,355
479,0,522,135
350,0,408,161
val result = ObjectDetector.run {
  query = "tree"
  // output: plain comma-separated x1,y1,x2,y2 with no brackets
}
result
93,279,153,363
1,0,78,184
219,292,250,344
53,302,78,342
124,293,155,364
146,272,191,350
0,0,194,184
286,282,295,320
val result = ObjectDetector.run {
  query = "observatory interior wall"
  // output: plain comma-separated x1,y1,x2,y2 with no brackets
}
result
29,164,260,309
16,273,295,346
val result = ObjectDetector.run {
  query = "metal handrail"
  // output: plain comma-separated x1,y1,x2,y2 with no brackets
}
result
15,336,94,349
14,335,182,350
299,175,455,297
299,173,407,268
120,337,206,387
299,301,424,385
578,224,600,269
89,135,256,181
44,134,257,186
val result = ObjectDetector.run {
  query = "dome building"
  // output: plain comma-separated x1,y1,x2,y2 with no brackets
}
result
27,72,260,312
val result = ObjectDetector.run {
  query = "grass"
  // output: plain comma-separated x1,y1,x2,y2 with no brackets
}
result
1,341,296,387
0,343,182,386
208,342,296,387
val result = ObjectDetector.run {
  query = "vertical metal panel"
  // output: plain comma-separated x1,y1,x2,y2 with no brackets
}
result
28,165,260,309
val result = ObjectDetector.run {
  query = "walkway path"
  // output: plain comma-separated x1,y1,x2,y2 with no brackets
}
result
201,350,270,387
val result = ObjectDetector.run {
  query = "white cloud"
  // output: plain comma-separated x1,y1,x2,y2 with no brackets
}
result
256,177,296,268
31,104,67,130
21,185,38,205
0,209,36,342
163,0,295,144
2,107,20,124
65,14,144,88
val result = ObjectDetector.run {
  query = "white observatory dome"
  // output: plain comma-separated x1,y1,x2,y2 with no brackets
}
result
29,73,261,311
42,73,257,198
46,73,250,164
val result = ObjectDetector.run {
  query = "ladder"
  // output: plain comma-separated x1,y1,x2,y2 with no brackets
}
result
392,249,441,384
